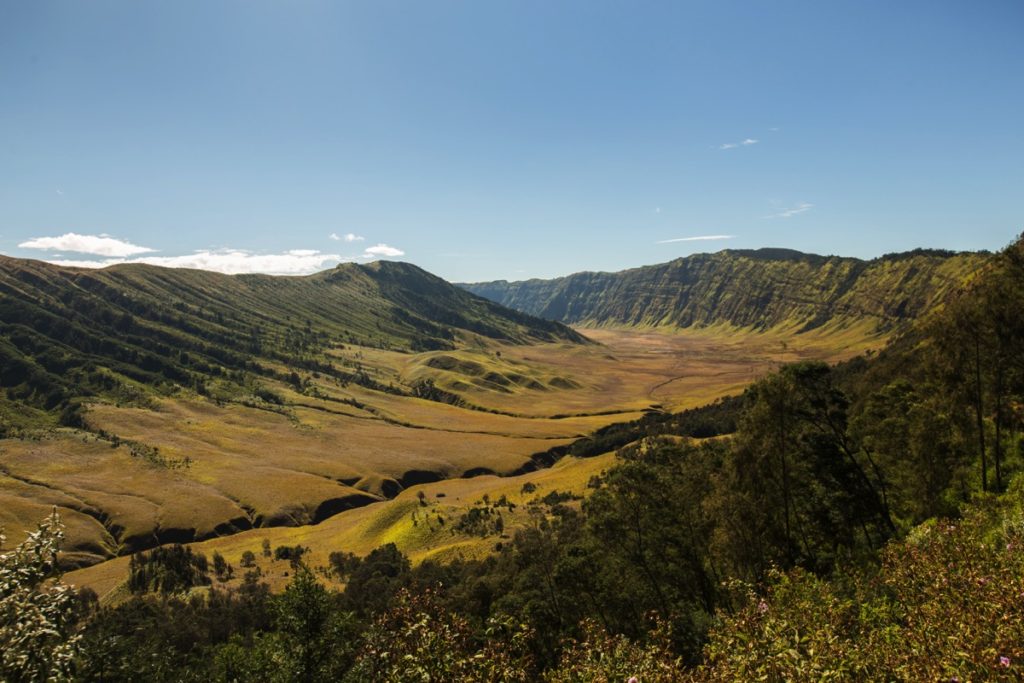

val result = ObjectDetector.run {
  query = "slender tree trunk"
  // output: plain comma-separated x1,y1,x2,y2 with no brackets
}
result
631,504,670,619
777,399,794,561
974,336,988,492
994,363,1004,491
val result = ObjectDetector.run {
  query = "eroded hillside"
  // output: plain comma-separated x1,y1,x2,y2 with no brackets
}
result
463,248,986,333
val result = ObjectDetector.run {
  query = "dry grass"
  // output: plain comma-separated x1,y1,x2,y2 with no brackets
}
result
66,453,617,599
4,326,888,596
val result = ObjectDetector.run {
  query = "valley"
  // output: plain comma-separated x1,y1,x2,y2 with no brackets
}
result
0,248,982,601
52,324,876,597
4,7,1019,677
3,324,877,591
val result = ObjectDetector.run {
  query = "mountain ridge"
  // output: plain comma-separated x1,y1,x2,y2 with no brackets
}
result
0,255,585,431
460,247,988,334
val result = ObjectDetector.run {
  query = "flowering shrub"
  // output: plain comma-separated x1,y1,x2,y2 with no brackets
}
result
694,500,1024,681
545,618,683,683
349,588,534,682
0,511,82,682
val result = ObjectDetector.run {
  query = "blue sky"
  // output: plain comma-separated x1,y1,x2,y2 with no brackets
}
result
1,1,1022,281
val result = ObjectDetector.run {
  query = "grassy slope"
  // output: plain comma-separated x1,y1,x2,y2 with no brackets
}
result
4,327,852,569
4,249,988,597
59,323,883,600
0,256,584,431
462,248,986,333
66,452,619,600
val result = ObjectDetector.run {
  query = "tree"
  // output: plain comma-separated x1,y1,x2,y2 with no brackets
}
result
710,363,893,578
582,439,721,655
851,379,963,525
0,511,82,682
342,543,410,616
241,550,257,568
274,563,355,682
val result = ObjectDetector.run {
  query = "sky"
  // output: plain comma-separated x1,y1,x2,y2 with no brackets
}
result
1,1,1022,281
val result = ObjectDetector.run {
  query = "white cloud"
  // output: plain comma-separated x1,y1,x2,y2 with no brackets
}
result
656,235,735,244
719,138,759,150
363,243,405,258
42,249,348,276
43,258,113,269
19,232,156,257
330,232,364,242
764,201,813,219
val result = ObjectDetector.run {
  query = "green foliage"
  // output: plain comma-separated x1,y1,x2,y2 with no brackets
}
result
273,544,307,564
349,588,534,682
452,502,506,537
850,378,965,524
127,545,211,594
77,575,273,681
342,543,411,617
272,563,356,682
0,511,82,682
696,498,1024,681
709,362,894,578
546,619,682,683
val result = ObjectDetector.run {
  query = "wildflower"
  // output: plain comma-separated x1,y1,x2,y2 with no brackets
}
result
628,678,639,683
1000,656,1011,668
757,600,769,615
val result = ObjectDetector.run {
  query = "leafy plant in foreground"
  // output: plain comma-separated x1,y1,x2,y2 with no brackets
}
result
0,511,82,682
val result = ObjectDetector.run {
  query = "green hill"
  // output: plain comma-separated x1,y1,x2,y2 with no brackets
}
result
462,248,986,333
0,256,584,431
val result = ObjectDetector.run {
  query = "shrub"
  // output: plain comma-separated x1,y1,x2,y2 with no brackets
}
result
695,502,1024,681
546,618,683,683
0,512,82,682
127,545,211,594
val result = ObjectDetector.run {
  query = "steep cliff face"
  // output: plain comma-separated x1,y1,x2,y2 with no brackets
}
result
462,249,988,333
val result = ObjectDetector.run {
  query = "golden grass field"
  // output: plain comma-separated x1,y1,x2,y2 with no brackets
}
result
0,325,885,598
66,452,619,600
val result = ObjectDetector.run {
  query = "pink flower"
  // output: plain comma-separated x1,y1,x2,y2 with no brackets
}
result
757,600,769,615
1000,656,1011,668
628,678,639,683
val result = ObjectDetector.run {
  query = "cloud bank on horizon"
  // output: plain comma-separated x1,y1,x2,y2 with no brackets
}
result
18,232,156,257
14,232,406,275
